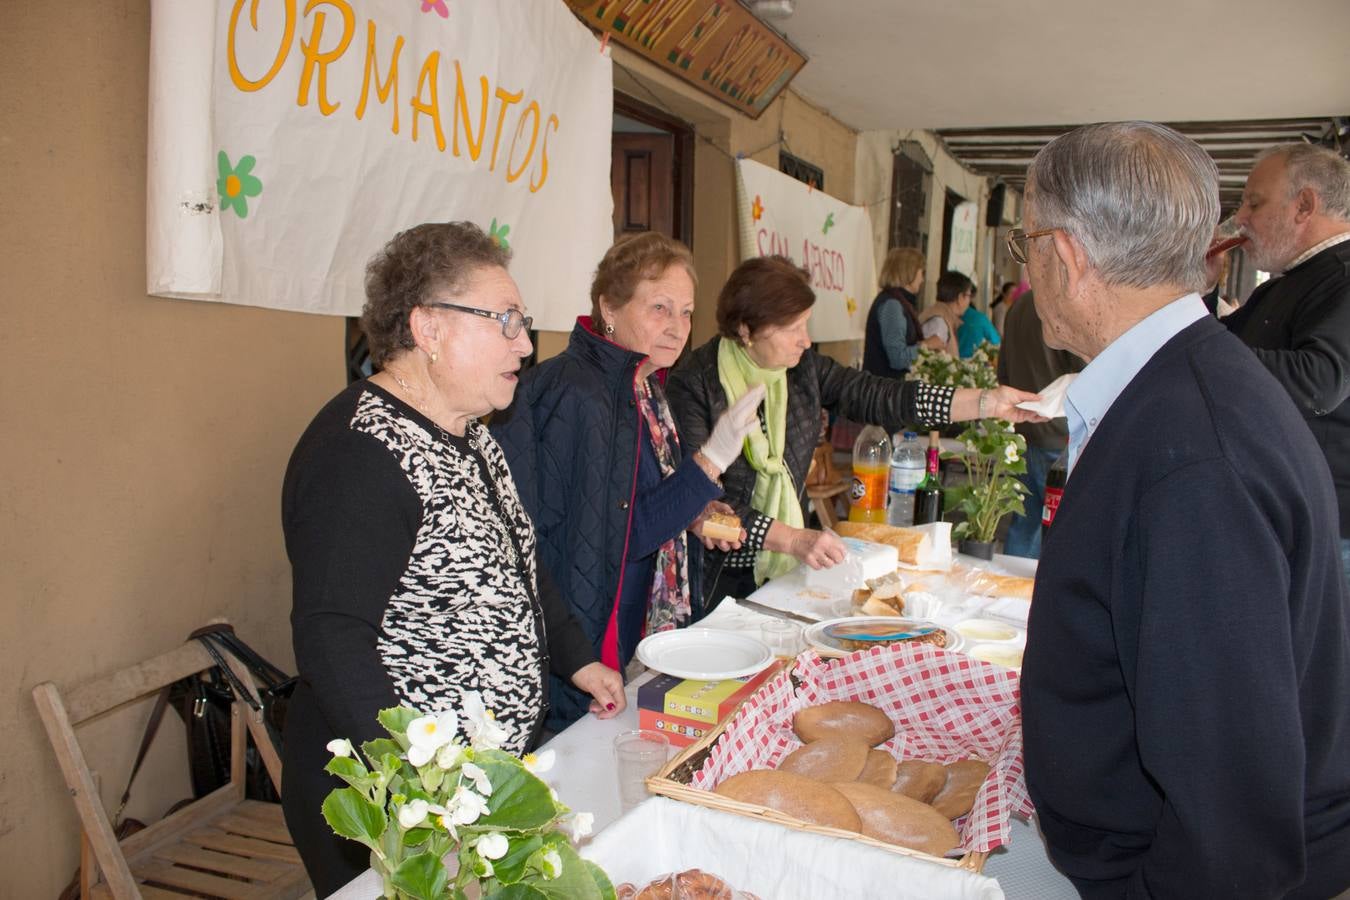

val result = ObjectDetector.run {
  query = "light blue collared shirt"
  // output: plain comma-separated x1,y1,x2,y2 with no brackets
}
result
1064,293,1208,475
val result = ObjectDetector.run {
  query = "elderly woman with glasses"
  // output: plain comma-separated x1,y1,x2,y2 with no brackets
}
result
493,232,764,730
280,222,624,895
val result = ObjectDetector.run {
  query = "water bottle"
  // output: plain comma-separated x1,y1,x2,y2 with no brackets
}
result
887,432,924,526
848,425,892,523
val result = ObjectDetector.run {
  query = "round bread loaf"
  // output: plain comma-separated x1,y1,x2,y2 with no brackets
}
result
831,781,961,857
777,737,870,782
891,759,948,803
713,769,861,832
857,749,899,789
793,701,896,746
931,759,990,819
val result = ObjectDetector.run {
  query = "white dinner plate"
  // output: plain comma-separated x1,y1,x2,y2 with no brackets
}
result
635,628,774,680
803,616,963,658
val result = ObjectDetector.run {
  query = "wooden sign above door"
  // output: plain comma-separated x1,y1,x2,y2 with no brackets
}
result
565,0,807,119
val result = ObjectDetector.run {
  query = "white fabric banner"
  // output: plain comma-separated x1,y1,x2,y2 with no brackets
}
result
146,0,613,331
948,200,979,278
735,158,876,343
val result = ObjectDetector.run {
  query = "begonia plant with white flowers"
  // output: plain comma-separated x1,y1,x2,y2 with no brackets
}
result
943,418,1029,545
321,693,612,900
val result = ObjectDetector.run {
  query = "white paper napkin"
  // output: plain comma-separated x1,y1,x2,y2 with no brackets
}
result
1015,373,1078,418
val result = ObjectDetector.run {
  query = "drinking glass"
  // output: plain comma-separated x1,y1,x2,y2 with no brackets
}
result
613,730,670,813
1206,214,1246,259
761,619,803,657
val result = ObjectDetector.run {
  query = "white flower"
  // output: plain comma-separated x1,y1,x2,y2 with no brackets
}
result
326,738,353,758
461,762,494,797
448,785,490,826
461,692,509,750
475,832,510,860
397,799,429,829
406,710,458,766
539,848,563,879
1004,444,1019,464
522,749,555,775
436,743,464,770
564,812,594,841
478,858,495,879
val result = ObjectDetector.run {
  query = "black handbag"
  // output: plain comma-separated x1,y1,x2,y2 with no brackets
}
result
116,624,295,814
178,623,295,802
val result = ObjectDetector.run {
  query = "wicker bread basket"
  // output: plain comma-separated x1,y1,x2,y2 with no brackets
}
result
646,644,1033,874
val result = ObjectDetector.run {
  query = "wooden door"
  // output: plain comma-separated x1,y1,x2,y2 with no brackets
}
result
611,133,674,238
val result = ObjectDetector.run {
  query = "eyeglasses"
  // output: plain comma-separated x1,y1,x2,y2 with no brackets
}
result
1006,227,1056,264
425,302,533,339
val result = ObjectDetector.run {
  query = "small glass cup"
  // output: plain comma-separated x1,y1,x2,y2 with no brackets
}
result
1206,214,1246,259
760,619,803,658
613,730,670,813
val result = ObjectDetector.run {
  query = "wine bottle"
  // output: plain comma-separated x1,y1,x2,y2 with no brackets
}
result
912,430,944,525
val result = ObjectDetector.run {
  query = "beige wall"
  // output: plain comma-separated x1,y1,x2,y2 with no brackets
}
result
856,130,999,311
0,4,341,894
603,49,863,366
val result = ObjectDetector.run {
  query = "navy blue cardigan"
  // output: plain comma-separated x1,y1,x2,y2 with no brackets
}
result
492,319,719,729
1023,316,1350,898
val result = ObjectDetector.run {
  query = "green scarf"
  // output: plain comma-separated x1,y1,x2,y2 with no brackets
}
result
717,338,802,583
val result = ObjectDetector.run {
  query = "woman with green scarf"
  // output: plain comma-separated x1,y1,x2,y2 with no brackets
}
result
667,255,1043,606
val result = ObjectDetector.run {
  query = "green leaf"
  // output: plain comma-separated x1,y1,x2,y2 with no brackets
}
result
482,886,548,900
487,833,543,884
325,755,375,791
584,860,617,900
524,843,604,900
390,851,450,900
363,737,403,762
475,754,559,830
322,787,387,846
379,706,421,741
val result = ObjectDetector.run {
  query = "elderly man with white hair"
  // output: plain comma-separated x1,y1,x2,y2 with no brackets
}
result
1224,144,1350,584
1017,122,1350,899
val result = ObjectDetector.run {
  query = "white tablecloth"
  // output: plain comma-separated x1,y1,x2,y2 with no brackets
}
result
331,592,1076,899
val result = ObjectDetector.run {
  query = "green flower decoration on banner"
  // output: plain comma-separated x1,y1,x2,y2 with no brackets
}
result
488,218,511,249
822,212,836,234
217,152,263,219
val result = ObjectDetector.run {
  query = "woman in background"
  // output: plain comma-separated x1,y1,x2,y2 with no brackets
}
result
862,246,944,379
668,255,1042,606
493,232,762,730
920,270,972,357
281,222,624,894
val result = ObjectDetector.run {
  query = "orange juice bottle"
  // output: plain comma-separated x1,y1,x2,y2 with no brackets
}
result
848,425,891,523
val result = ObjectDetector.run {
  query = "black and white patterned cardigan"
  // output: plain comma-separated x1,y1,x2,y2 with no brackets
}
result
283,382,593,758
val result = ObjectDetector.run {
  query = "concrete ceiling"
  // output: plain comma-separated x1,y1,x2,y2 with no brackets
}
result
768,0,1350,131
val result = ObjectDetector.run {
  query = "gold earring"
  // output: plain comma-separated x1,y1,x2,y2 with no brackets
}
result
744,337,753,349
604,323,615,335
431,351,439,363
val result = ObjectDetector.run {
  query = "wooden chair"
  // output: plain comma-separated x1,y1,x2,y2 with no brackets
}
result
32,634,311,899
806,440,852,528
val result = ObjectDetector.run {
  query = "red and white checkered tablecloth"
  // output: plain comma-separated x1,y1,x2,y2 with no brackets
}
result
688,643,1032,854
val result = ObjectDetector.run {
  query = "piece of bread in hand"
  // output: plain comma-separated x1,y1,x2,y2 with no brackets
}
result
701,511,742,542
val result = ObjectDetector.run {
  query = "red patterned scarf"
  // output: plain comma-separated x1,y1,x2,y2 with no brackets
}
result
636,376,692,634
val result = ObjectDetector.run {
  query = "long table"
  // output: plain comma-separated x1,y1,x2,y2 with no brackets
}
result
332,592,1077,899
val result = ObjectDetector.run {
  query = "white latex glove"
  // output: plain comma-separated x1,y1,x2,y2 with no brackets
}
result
700,382,767,472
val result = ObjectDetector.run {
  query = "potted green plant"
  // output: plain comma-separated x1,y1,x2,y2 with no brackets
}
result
321,693,614,900
943,419,1029,559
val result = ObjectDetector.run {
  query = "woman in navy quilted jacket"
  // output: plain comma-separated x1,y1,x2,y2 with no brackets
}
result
667,256,1042,607
492,233,763,730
